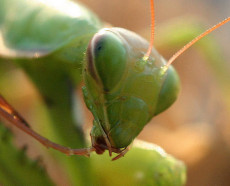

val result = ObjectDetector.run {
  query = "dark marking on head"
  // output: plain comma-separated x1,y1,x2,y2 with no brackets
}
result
87,33,107,84
86,39,98,82
97,45,102,51
93,34,105,56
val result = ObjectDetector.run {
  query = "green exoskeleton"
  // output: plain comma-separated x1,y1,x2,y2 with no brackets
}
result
0,0,229,159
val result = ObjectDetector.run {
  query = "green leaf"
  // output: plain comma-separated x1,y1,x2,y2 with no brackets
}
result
0,123,54,186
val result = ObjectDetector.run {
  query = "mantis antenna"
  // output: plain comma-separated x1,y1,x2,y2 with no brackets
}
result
144,0,230,68
143,0,155,61
165,17,230,68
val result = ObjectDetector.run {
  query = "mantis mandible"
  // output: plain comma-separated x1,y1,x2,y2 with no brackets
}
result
0,0,229,160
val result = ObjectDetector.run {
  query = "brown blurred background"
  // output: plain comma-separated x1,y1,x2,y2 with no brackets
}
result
2,0,230,185
79,0,230,185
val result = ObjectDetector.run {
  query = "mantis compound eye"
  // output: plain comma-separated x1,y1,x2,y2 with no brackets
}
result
86,29,127,92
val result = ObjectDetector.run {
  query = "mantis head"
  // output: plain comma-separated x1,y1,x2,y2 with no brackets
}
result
82,28,180,153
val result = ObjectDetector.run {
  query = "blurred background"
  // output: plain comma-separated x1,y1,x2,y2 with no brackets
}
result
1,0,230,185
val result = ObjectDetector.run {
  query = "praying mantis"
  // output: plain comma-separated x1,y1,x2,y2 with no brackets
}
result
0,0,229,162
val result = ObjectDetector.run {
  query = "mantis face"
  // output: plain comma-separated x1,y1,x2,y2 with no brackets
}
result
83,28,180,153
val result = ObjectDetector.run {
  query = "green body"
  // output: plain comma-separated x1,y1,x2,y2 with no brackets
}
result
0,0,102,64
0,0,180,151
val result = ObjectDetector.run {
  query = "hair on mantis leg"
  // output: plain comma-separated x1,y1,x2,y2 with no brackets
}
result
0,0,229,161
